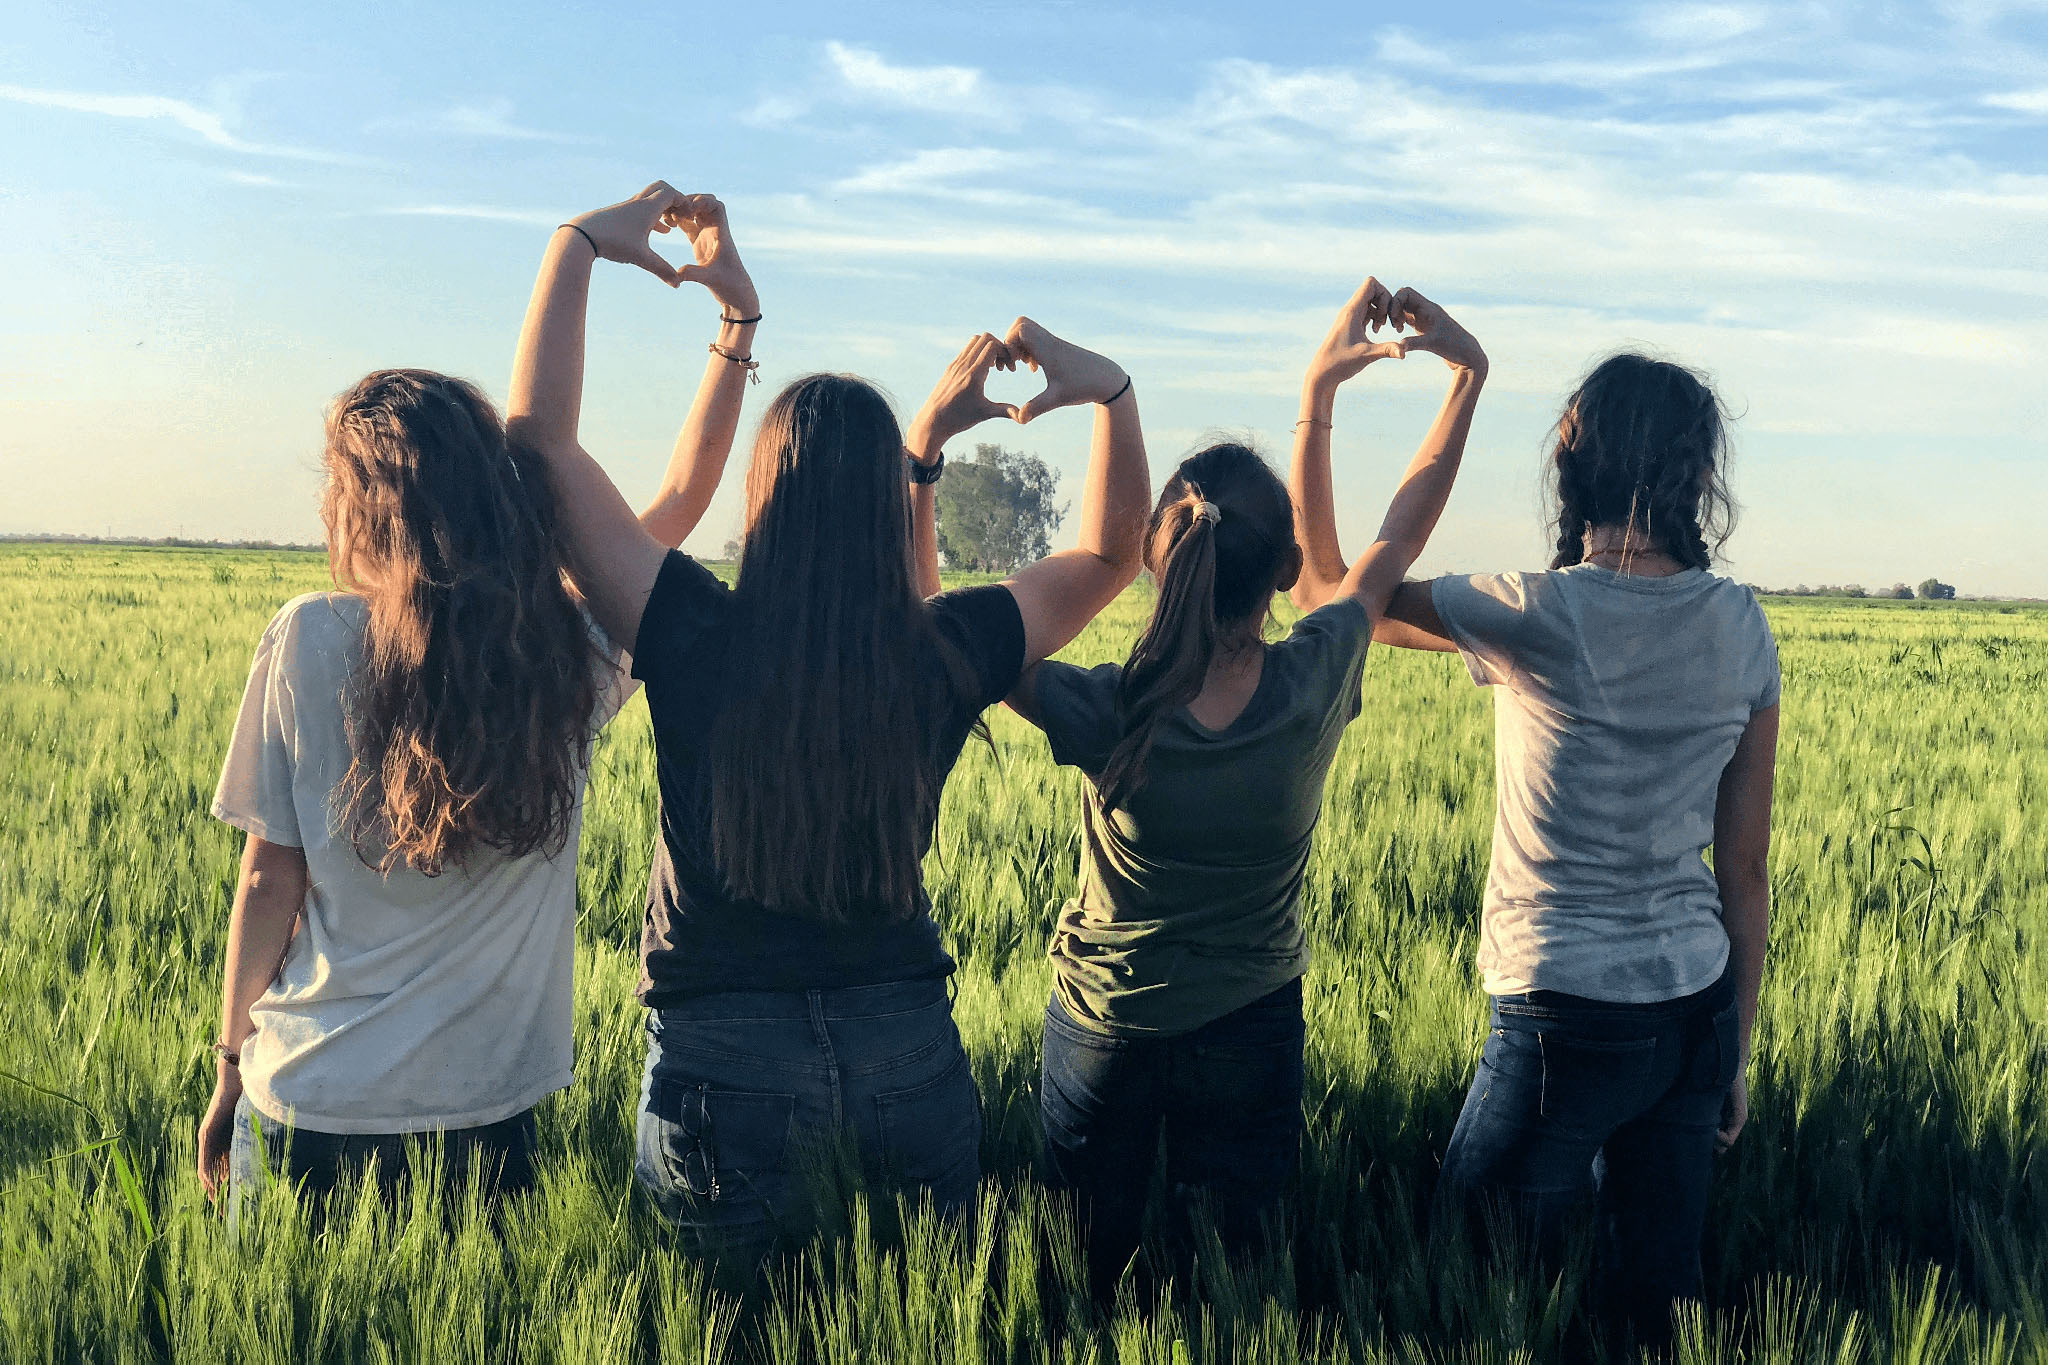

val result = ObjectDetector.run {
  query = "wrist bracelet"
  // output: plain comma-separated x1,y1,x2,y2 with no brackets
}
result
709,342,760,384
558,223,599,258
1102,375,1133,406
212,1041,241,1068
907,449,946,485
1293,417,1333,429
720,312,763,326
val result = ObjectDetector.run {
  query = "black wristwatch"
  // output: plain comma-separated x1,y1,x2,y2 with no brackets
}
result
906,450,945,485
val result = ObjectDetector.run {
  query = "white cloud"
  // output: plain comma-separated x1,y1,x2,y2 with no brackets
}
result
418,98,587,143
1984,87,2048,112
833,147,1022,194
377,204,556,226
0,82,343,160
825,41,986,109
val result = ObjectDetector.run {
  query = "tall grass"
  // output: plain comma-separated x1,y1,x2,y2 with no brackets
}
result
3,545,2045,1361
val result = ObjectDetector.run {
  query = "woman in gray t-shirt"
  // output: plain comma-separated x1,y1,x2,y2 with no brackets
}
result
1303,352,1780,1347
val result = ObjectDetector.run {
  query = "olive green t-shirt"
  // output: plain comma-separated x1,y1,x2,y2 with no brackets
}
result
1027,597,1373,1037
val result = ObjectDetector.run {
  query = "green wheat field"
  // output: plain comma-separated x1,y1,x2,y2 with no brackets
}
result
3,543,2046,1363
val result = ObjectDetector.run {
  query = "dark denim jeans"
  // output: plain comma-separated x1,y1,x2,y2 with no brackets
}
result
634,977,980,1274
228,1094,539,1204
1438,971,1739,1343
1039,977,1306,1302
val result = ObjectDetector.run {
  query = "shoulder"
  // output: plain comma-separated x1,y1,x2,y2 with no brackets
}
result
632,552,733,679
1283,594,1370,644
928,583,1026,702
257,592,363,665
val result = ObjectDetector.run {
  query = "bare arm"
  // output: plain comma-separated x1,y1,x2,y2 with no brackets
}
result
636,196,761,549
196,834,308,1195
1373,582,1459,652
1290,277,1404,612
1330,288,1487,620
904,333,1018,600
1000,319,1151,664
1713,701,1778,1150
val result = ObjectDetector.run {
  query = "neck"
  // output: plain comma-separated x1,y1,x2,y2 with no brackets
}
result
1582,525,1681,574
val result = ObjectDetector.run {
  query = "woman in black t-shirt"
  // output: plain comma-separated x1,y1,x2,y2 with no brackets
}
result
505,183,1152,1273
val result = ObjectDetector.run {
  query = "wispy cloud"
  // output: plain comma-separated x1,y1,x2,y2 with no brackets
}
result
377,204,556,226
1984,87,2048,112
0,82,345,160
380,98,590,144
825,41,988,109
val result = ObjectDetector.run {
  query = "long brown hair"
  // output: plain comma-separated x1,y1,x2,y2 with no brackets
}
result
1549,352,1735,570
322,369,599,876
709,374,975,921
1096,443,1295,812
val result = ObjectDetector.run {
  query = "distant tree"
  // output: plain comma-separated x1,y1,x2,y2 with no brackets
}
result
1888,582,1915,600
1916,578,1956,600
935,444,1066,572
721,537,743,563
1843,584,1866,598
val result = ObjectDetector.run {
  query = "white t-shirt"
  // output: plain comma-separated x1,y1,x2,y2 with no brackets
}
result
211,592,632,1133
1432,565,1780,1003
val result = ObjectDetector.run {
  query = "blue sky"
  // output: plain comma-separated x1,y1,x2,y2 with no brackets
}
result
3,0,2046,594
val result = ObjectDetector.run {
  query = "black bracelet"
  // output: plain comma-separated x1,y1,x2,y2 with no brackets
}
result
720,313,763,326
907,449,946,485
558,223,599,258
1102,375,1133,406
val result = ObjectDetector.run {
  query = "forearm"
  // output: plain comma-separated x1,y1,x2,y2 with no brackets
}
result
639,317,758,548
1075,385,1149,572
909,481,941,598
1290,381,1347,610
1720,877,1771,1059
508,229,594,456
214,840,305,1093
1371,368,1484,563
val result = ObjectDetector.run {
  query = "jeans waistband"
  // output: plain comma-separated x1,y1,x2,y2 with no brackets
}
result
1492,969,1733,1026
651,975,950,1026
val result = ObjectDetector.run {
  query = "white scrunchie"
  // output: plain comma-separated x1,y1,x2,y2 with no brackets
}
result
1193,500,1222,525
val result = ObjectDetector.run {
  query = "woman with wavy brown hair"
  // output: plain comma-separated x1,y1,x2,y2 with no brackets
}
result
506,183,1151,1274
197,218,755,1200
1357,351,1780,1348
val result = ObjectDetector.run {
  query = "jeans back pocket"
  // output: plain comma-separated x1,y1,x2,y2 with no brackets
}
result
872,1050,982,1213
647,1078,796,1208
1535,1031,1659,1138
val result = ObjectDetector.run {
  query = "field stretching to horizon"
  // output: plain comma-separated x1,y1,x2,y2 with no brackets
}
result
3,543,2046,1363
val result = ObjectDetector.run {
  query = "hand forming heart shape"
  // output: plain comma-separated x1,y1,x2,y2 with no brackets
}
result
1313,276,1488,383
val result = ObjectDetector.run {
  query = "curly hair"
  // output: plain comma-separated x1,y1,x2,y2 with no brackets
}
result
1095,442,1296,812
322,369,600,877
1548,353,1735,571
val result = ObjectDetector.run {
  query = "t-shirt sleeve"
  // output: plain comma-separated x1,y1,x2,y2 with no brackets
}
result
585,613,638,727
211,604,304,848
1027,660,1124,774
1751,601,1782,712
928,583,1028,710
1431,572,1545,688
631,551,732,689
1275,596,1374,727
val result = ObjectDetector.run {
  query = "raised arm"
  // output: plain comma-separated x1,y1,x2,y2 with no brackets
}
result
196,834,307,1196
507,182,709,647
1289,277,1405,612
1320,288,1487,622
904,333,1019,598
1712,701,1778,1151
637,197,762,548
999,319,1151,664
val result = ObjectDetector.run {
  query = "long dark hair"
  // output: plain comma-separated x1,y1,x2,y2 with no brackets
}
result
709,374,975,921
323,369,599,876
1548,352,1734,570
1096,443,1295,812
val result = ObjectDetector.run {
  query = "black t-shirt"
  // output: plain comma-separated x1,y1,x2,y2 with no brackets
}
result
629,552,1026,1007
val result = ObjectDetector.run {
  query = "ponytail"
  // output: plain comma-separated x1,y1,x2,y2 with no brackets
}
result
1095,486,1223,812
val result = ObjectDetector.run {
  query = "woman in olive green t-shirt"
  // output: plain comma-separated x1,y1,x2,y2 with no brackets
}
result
1006,278,1488,1300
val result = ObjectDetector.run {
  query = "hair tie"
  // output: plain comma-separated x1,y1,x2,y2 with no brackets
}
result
1193,500,1222,526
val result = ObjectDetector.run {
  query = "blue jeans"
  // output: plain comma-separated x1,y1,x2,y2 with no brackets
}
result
1039,977,1306,1302
228,1094,539,1203
1438,972,1739,1341
634,977,980,1272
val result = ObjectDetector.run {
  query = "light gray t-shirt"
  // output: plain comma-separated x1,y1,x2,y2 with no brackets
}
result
211,592,632,1133
1432,565,1779,1002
